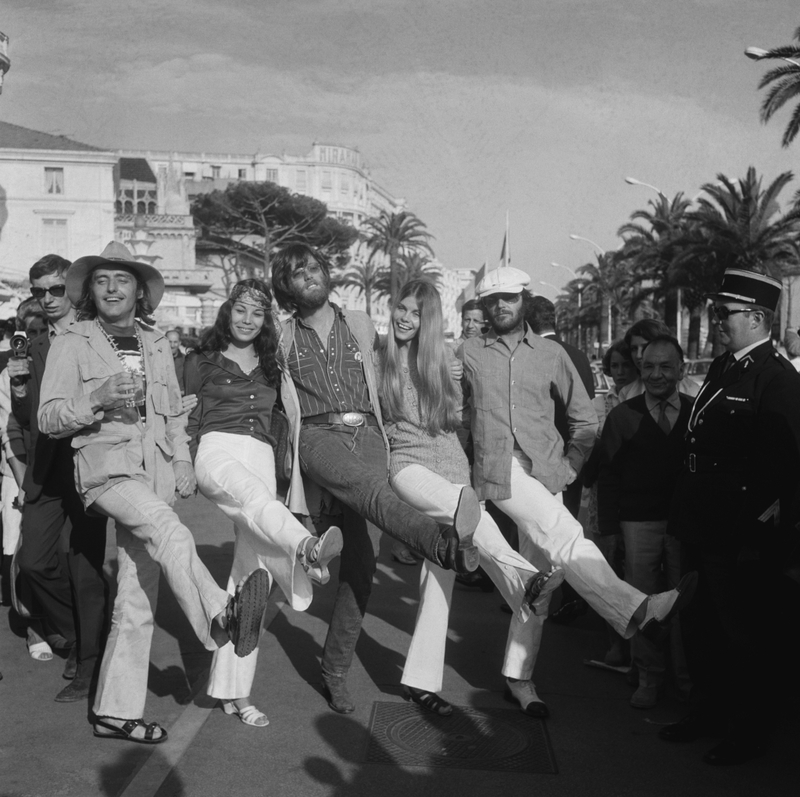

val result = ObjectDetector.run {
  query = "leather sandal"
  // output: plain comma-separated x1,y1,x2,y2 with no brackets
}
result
299,527,343,585
93,717,168,745
221,700,269,727
405,686,453,716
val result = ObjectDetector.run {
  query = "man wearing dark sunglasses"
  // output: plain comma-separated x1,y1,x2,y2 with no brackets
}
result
8,253,108,703
663,268,800,765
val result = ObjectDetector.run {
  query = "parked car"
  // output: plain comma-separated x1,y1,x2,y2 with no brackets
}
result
685,358,713,387
590,360,613,397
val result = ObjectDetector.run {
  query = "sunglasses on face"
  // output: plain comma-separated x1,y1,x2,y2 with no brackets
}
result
30,285,66,299
712,305,754,320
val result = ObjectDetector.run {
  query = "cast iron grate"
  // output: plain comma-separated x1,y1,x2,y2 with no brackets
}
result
363,702,557,774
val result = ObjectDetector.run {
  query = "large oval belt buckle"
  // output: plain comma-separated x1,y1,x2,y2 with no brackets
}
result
342,412,365,427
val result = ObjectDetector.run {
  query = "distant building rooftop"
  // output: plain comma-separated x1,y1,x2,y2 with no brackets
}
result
0,120,105,152
119,157,157,183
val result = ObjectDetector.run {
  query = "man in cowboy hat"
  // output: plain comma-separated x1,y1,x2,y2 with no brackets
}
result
458,266,697,719
661,268,800,765
8,253,109,702
37,241,270,743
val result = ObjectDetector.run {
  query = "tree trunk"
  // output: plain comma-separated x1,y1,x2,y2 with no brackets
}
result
664,289,678,338
599,296,610,357
686,304,702,360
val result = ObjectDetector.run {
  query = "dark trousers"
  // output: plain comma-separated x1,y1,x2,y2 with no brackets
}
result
18,472,109,680
680,538,799,742
298,424,442,677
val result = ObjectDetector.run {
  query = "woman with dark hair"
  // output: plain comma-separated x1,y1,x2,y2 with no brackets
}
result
380,279,564,716
184,278,343,727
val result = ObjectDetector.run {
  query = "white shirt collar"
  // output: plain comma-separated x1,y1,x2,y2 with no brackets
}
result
733,336,770,361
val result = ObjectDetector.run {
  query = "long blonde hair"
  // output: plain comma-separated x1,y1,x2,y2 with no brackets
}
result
381,279,460,435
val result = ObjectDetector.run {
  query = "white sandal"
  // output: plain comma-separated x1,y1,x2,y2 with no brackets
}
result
221,700,269,727
27,631,53,662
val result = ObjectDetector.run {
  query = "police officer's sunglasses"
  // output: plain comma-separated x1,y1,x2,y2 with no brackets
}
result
30,284,67,299
712,306,754,320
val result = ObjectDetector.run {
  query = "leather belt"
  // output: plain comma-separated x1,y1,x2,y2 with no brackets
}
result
303,412,378,428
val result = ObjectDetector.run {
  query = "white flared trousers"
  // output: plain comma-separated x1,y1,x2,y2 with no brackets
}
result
195,432,314,700
390,464,541,693
493,452,647,642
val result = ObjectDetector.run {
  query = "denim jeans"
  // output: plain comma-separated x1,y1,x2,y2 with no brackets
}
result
298,424,440,678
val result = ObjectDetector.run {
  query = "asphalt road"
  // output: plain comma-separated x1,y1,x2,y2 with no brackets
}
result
1,493,795,797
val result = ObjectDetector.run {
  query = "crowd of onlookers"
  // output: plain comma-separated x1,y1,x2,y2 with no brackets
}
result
1,247,798,768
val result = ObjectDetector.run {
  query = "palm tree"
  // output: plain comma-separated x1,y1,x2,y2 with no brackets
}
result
362,210,434,302
752,26,800,148
374,252,442,297
686,167,800,278
679,167,800,352
338,261,388,317
618,192,694,335
577,250,635,353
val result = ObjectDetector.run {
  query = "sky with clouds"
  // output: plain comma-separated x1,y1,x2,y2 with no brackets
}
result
2,0,798,295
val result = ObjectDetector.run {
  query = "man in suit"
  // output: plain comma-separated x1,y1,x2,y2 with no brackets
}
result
597,335,692,709
526,295,595,621
8,254,109,702
661,269,800,765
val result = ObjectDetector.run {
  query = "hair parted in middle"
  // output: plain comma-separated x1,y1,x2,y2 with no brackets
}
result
196,278,282,389
271,242,332,313
380,278,461,436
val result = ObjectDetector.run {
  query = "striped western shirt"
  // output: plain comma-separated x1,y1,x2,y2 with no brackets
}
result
287,304,372,418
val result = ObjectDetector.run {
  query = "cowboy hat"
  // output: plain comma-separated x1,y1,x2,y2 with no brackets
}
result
66,241,165,309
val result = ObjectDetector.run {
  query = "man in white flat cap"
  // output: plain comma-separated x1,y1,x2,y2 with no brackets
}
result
458,266,698,718
38,241,270,744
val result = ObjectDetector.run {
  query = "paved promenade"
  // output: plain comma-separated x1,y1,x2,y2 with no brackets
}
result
1,493,794,797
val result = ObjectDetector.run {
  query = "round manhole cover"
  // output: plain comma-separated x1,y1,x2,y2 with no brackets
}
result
386,713,530,761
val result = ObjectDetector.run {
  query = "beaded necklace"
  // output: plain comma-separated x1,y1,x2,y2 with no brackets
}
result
95,318,144,372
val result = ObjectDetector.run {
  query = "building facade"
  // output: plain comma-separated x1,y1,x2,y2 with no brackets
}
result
0,122,116,281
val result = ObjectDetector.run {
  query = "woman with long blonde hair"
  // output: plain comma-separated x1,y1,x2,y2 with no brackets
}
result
381,279,564,715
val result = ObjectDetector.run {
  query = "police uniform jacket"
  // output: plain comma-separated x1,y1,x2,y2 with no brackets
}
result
668,340,800,557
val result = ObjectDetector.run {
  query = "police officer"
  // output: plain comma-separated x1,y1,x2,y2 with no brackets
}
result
661,269,800,765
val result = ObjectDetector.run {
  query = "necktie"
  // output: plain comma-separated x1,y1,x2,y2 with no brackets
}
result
657,400,671,434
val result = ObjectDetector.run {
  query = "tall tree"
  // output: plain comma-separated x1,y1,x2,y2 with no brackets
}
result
753,26,800,148
374,251,442,298
362,210,434,303
678,167,800,353
618,192,694,336
577,250,635,353
192,181,357,290
338,260,388,317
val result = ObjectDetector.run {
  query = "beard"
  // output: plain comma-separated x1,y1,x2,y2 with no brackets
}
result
487,304,524,334
291,274,330,310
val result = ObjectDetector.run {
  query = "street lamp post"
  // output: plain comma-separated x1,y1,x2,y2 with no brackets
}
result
624,176,682,339
568,233,605,255
569,235,613,350
0,32,10,95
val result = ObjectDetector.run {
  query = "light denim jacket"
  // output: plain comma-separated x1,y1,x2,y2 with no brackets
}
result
38,320,190,508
